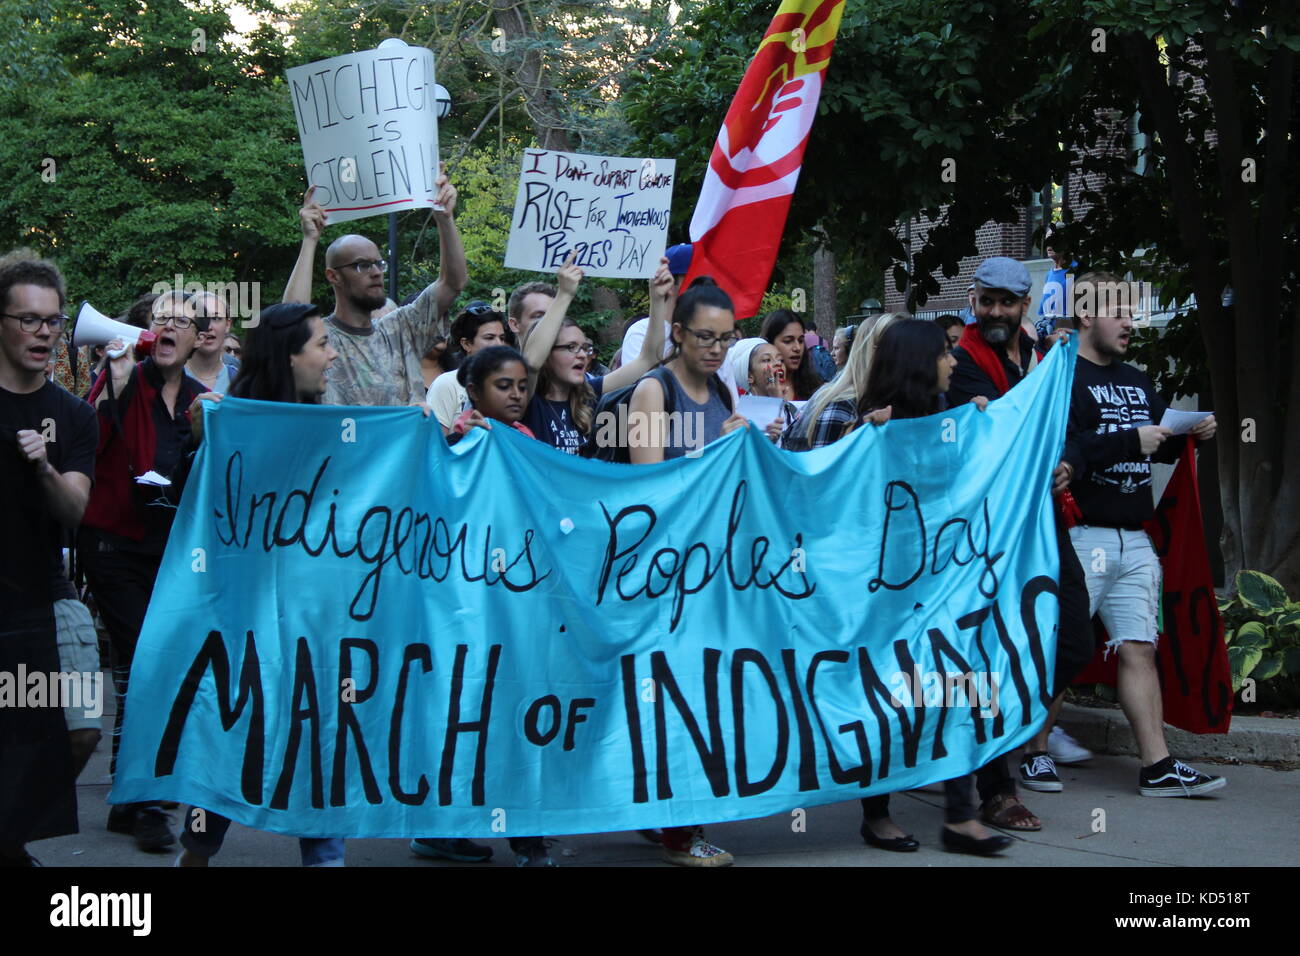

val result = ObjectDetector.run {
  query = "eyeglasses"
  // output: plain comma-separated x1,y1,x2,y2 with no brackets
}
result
340,259,387,275
684,329,739,349
463,303,498,317
151,313,197,330
2,313,69,333
552,342,595,356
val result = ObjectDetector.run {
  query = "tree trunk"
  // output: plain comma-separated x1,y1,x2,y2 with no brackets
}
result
493,0,573,151
812,233,836,342
1124,31,1300,597
590,285,623,350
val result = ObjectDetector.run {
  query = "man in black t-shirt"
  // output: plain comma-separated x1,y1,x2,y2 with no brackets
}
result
0,252,98,865
1061,271,1223,797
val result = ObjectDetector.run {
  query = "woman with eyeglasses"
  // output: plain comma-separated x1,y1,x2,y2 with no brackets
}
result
627,276,747,468
425,302,508,434
518,252,668,455
77,289,216,853
622,275,746,869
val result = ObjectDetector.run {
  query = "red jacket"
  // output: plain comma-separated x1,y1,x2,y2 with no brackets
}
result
83,360,204,541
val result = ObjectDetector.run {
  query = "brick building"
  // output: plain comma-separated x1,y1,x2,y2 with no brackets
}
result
881,112,1140,318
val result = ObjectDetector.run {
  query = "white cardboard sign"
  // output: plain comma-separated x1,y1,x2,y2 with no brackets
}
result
504,149,676,278
286,40,441,225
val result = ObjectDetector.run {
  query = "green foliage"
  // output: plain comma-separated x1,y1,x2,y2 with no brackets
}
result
0,0,305,311
1221,571,1300,699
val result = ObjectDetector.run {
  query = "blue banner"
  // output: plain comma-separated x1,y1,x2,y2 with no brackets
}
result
110,340,1076,837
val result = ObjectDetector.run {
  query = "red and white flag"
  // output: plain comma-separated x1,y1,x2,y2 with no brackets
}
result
683,0,846,318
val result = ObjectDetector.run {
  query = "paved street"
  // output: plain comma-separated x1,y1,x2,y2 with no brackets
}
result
31,708,1299,868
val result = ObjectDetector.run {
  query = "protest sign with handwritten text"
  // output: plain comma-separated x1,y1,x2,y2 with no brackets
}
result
286,40,440,225
505,150,676,278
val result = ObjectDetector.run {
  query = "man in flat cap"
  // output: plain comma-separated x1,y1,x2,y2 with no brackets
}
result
946,257,1039,407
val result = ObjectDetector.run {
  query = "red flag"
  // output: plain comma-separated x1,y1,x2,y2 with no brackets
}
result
1074,439,1234,733
682,0,846,318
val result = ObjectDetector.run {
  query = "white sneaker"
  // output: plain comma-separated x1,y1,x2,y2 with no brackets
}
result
1048,726,1092,764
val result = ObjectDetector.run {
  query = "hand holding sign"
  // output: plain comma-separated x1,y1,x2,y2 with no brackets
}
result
556,250,584,297
650,256,674,303
286,41,442,225
299,187,327,241
432,162,456,217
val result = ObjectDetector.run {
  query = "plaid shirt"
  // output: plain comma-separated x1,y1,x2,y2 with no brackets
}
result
785,397,858,451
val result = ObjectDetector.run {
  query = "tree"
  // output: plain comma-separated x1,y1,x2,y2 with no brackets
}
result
0,0,305,313
626,0,1300,592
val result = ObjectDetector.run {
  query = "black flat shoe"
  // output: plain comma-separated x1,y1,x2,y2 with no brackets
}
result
940,826,1012,856
860,820,920,852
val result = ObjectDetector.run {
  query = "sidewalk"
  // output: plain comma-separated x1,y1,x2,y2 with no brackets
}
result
31,708,1299,867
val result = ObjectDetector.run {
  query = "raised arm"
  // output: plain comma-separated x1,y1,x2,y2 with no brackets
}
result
601,257,670,391
521,251,581,398
430,166,466,321
282,186,326,304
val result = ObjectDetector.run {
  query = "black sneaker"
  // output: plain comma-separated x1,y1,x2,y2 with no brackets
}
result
1139,758,1227,797
1019,752,1063,792
106,805,136,835
511,838,558,867
409,838,493,863
129,807,177,851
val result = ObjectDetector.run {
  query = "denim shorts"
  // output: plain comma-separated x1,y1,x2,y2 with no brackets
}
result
1068,526,1161,655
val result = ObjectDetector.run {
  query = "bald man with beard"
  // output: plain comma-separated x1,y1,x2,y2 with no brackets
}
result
282,167,467,407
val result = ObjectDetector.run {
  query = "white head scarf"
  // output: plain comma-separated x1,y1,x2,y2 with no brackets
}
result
725,337,770,394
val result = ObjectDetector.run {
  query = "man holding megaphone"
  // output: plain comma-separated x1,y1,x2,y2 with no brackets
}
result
77,288,220,854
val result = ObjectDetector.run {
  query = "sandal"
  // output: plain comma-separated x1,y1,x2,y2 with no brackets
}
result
980,793,1042,831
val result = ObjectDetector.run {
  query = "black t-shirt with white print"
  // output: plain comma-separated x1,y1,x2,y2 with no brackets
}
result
522,373,604,455
1064,356,1183,530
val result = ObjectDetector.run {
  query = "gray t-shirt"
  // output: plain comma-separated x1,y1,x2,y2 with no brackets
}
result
323,282,448,407
658,368,732,460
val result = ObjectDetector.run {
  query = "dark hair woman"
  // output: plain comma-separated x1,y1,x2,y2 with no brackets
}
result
761,308,823,401
226,303,337,405
861,318,953,421
854,319,1005,856
626,276,746,467
447,345,535,443
623,274,745,868
175,301,347,867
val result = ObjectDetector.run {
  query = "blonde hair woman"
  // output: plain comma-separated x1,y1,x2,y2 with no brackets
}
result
783,312,909,451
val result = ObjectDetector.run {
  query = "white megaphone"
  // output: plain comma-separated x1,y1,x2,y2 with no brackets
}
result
72,301,157,359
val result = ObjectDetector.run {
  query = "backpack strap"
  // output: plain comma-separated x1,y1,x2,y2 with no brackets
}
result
647,365,677,417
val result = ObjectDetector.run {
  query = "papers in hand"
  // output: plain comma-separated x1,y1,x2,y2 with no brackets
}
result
737,394,784,426
1159,408,1212,436
135,471,171,487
